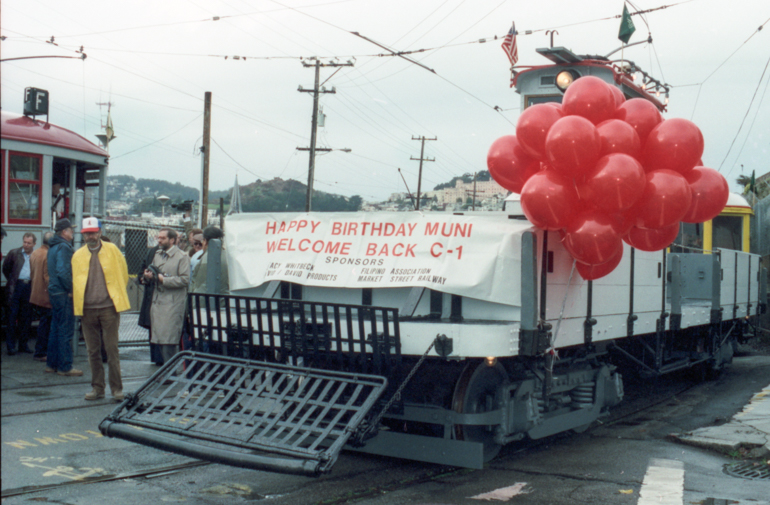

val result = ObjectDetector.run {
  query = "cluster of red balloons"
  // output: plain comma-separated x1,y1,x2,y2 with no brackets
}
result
487,76,729,280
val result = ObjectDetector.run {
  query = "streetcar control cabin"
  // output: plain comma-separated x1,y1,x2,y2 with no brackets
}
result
512,46,667,111
1,110,109,258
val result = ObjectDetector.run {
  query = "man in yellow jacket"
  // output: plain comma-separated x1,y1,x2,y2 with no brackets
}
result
72,217,130,401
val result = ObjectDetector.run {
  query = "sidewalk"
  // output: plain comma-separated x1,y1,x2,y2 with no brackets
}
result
1,314,155,393
671,384,770,458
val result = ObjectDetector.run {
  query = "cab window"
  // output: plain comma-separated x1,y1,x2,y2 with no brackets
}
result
672,223,703,253
712,215,742,251
7,152,43,224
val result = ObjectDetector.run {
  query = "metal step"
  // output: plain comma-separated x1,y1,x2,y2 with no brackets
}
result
99,351,388,476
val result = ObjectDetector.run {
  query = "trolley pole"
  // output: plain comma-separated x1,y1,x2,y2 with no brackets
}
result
200,91,212,228
298,58,353,212
410,136,436,210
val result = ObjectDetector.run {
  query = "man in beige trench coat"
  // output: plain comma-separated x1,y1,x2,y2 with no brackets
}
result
144,228,190,364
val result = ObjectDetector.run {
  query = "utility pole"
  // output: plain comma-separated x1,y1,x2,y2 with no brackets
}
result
410,136,436,210
471,172,478,211
397,168,417,210
200,91,212,228
94,101,116,153
298,57,353,212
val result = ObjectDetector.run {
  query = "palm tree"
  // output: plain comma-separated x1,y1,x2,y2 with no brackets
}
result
737,174,770,199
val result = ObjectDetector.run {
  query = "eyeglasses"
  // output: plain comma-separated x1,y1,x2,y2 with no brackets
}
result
194,242,203,246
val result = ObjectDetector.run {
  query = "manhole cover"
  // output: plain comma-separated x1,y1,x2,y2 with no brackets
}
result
723,461,770,480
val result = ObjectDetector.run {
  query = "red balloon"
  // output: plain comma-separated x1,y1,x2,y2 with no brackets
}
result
520,171,581,230
608,85,625,109
633,170,693,229
642,118,704,175
615,98,662,147
681,166,730,223
545,102,563,111
596,119,641,158
516,104,563,160
545,116,601,179
576,247,623,281
562,211,623,265
487,135,541,194
581,153,646,212
608,209,637,237
562,76,617,125
624,222,680,251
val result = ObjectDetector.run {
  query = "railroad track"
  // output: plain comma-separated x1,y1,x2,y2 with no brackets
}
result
1,375,152,418
1,461,211,499
0,370,705,502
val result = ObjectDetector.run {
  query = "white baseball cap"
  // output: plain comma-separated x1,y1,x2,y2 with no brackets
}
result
81,217,101,233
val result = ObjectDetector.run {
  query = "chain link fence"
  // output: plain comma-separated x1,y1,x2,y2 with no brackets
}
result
101,220,187,345
102,220,186,276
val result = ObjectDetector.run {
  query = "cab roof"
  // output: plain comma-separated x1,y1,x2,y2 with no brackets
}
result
1,110,108,158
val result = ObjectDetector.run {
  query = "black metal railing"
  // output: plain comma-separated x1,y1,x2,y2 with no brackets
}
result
188,293,402,378
100,351,388,475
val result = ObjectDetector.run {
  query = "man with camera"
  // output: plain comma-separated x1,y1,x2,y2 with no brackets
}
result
144,228,190,364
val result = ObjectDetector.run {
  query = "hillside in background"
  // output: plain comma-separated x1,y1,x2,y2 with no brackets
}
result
238,178,362,212
106,175,361,214
432,170,491,191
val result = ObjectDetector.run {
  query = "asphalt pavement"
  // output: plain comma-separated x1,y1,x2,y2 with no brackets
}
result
2,321,769,504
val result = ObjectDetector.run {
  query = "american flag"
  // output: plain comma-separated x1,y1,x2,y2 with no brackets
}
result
501,22,518,66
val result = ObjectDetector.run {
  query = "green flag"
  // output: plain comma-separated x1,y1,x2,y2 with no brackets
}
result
618,4,636,44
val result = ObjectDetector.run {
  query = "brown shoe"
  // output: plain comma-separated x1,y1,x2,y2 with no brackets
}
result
112,391,125,402
45,367,56,373
85,390,105,401
57,368,84,377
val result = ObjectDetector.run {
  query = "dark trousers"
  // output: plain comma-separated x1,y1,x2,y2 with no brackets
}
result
149,328,164,365
34,307,52,358
82,306,122,395
7,281,32,352
47,294,74,373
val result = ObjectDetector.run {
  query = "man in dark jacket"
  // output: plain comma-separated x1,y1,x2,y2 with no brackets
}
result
46,219,83,376
3,232,36,354
138,245,161,365
30,231,54,361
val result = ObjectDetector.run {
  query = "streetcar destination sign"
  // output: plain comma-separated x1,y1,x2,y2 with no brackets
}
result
24,87,49,116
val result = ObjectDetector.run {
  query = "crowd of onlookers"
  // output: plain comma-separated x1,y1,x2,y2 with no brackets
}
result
1,218,228,402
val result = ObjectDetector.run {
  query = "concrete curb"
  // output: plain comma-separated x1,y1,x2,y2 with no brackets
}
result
670,385,770,458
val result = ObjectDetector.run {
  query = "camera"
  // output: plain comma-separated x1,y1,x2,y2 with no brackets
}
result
145,264,161,282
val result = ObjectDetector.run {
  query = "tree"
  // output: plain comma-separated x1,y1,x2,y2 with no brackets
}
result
737,173,770,199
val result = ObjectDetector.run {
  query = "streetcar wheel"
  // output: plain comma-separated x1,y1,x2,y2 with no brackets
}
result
452,360,508,462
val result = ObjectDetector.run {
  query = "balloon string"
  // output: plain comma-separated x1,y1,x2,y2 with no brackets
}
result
546,258,577,371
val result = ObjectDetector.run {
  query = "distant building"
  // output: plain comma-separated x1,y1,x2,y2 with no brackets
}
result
426,178,509,207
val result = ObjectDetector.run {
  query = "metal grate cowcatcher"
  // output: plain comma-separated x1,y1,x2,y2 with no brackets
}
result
99,351,388,475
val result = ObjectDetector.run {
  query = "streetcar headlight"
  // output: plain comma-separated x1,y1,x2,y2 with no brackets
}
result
486,356,498,367
555,70,580,92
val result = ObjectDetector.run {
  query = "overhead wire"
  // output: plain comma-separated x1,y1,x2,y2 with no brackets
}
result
0,60,200,111
730,63,770,172
211,137,270,180
689,17,770,119
1,77,206,163
331,65,484,178
15,0,359,39
111,114,202,160
720,51,770,175
8,0,751,201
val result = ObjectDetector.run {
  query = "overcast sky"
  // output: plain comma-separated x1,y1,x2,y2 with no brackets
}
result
2,0,768,202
